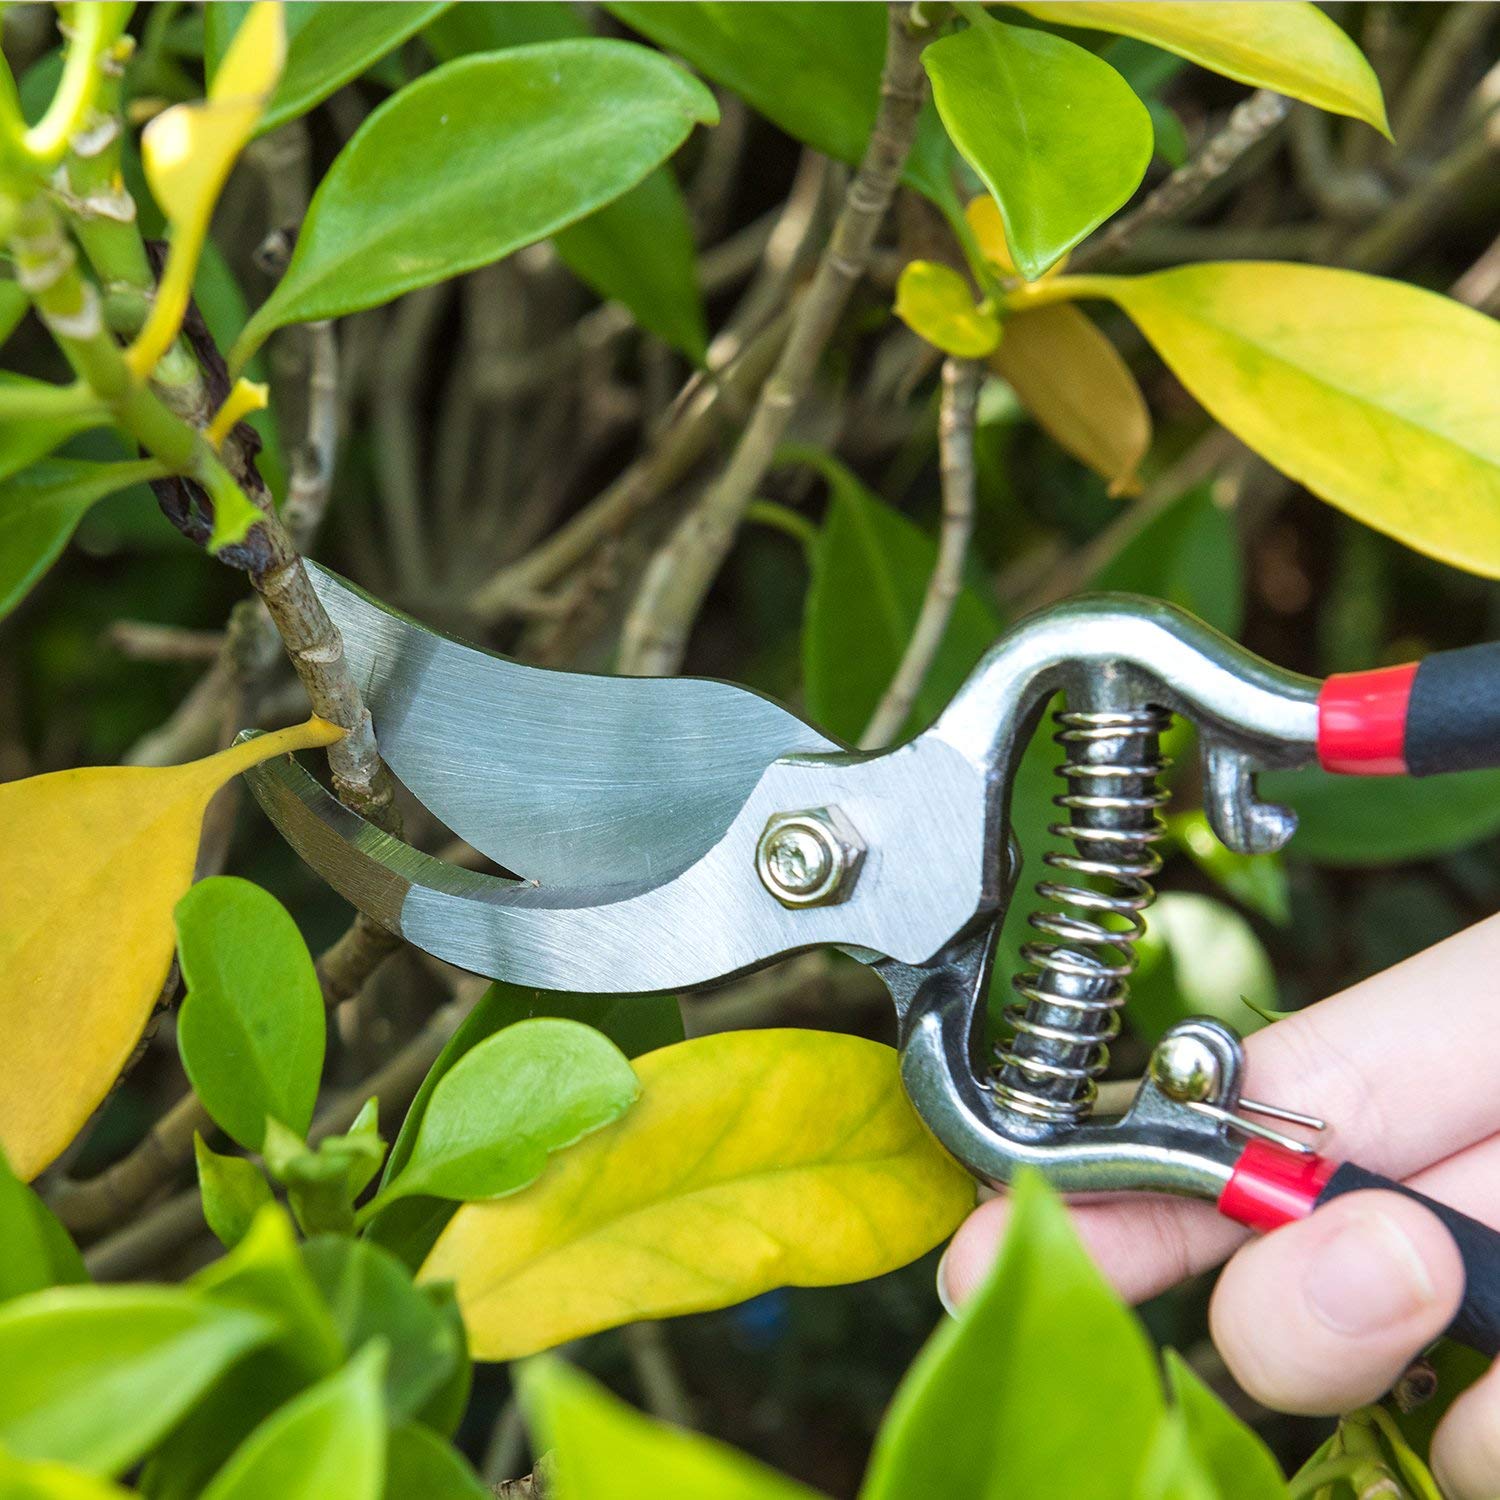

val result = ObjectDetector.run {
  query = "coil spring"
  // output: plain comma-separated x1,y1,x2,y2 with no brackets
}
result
991,705,1171,1125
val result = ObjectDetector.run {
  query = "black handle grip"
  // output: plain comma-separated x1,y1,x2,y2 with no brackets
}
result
1317,1163,1500,1358
1406,640,1500,776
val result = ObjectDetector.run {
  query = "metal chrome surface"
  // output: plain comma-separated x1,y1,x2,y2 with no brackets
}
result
305,563,838,888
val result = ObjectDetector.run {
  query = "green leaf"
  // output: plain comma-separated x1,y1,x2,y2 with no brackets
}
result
1006,2,1388,136
411,1283,471,1438
861,1172,1164,1500
800,450,1003,743
0,1449,133,1500
924,13,1152,280
1164,1351,1289,1500
0,1286,272,1475
606,3,956,207
0,1146,85,1302
1089,483,1243,638
1167,811,1290,927
372,1017,639,1211
199,1342,387,1500
0,282,28,346
1134,1408,1220,1500
205,2,453,136
301,1236,466,1426
555,168,707,360
1260,765,1500,865
895,261,1001,358
232,41,718,369
1131,893,1276,1043
0,376,107,483
519,1357,820,1499
194,1134,274,1250
420,1029,975,1361
368,982,682,1269
1062,263,1500,579
424,2,585,57
384,1423,490,1500
0,459,167,623
175,877,326,1152
262,1102,385,1237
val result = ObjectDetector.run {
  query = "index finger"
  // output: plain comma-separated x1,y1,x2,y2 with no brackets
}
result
941,909,1500,1308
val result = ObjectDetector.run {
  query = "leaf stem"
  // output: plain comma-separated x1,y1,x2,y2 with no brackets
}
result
22,3,124,168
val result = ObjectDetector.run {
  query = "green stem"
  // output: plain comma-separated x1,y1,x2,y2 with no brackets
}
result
1002,272,1126,312
0,377,106,423
24,2,125,168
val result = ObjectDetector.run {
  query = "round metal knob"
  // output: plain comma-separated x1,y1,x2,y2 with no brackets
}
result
1149,1030,1225,1104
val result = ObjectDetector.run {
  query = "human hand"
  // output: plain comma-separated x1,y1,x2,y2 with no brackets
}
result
939,912,1500,1498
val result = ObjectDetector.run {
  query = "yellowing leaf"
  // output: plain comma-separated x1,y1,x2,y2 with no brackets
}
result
1042,263,1500,577
419,1029,975,1360
894,261,1001,358
132,2,286,379
990,302,1150,496
0,717,343,1179
964,195,1067,281
1007,2,1389,137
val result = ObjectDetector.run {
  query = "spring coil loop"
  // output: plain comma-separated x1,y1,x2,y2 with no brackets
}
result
991,705,1171,1125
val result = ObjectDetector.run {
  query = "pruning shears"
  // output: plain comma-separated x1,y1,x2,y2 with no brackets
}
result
245,565,1500,1356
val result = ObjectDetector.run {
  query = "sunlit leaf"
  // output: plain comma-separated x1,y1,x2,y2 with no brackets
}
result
520,1357,821,1500
232,41,717,370
199,1342,387,1500
193,1134,275,1250
0,1286,272,1475
925,13,1152,280
1134,1408,1221,1500
0,458,167,623
174,877,326,1151
861,1173,1164,1499
205,2,453,136
1164,1351,1289,1500
990,302,1150,496
1055,263,1500,578
372,1018,638,1212
799,450,1003,744
0,716,343,1179
368,983,680,1268
895,261,1001,358
0,1449,134,1500
385,1422,490,1500
301,1236,467,1426
420,1029,975,1360
1007,2,1388,136
0,1145,86,1302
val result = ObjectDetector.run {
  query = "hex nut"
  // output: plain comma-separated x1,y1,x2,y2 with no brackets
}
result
755,806,866,908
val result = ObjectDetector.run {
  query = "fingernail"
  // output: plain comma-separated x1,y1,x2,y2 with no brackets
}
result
936,1244,958,1318
1305,1211,1439,1337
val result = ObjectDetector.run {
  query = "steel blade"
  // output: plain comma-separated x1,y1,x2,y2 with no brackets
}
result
306,564,838,888
243,732,988,993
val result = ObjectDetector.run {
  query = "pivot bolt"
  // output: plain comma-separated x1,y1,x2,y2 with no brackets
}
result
755,806,865,908
1149,1030,1224,1104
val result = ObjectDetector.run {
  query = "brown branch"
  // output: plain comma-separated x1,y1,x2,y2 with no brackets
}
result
1071,89,1290,273
860,358,979,749
614,3,931,676
493,1457,554,1500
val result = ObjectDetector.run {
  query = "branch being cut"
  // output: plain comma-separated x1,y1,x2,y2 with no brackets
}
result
860,358,979,750
615,2,931,676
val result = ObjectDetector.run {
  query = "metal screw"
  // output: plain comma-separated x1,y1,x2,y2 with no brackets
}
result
1149,1030,1224,1103
755,807,865,908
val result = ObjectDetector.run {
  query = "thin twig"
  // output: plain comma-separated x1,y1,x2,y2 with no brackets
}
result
1071,90,1291,273
282,319,339,549
1390,0,1499,155
622,1321,697,1428
105,621,225,662
1451,229,1500,314
615,3,931,676
860,359,979,749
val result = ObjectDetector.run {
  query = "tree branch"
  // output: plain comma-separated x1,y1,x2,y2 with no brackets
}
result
614,2,931,676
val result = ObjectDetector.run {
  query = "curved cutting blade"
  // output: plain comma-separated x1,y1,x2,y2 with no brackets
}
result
306,564,838,889
243,732,989,993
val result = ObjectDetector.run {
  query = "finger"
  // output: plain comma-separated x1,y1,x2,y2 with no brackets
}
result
941,910,1500,1310
1208,1190,1463,1414
1433,1356,1500,1500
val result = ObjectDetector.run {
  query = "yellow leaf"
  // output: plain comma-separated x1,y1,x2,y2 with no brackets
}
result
964,196,1067,281
1006,3,1389,137
0,716,342,1179
990,302,1150,497
1037,263,1500,576
131,3,285,380
419,1029,975,1360
895,261,1002,359
207,378,269,451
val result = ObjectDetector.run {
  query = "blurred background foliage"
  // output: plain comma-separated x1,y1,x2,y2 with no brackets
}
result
2,2,1498,1492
